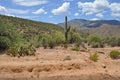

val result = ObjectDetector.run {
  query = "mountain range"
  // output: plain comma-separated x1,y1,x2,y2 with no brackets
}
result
58,19,120,37
58,19,120,28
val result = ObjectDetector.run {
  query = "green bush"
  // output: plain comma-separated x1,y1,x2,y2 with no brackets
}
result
41,31,65,49
72,45,80,51
48,31,65,48
103,37,120,47
0,15,64,53
0,36,11,51
87,34,101,43
91,42,104,48
68,27,83,44
0,22,19,51
109,50,120,59
41,34,56,49
7,44,36,57
48,39,56,49
87,34,104,48
63,42,68,48
117,37,120,46
29,35,41,48
89,53,99,62
41,37,49,49
108,37,118,47
52,31,65,45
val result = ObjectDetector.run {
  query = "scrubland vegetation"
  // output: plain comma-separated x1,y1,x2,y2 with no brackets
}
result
0,15,120,60
89,53,99,62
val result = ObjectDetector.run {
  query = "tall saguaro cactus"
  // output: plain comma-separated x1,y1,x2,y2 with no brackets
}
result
65,16,70,42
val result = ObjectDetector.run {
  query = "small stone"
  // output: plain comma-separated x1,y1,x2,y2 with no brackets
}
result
102,64,106,68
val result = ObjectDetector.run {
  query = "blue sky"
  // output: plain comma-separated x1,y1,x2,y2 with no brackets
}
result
0,0,120,24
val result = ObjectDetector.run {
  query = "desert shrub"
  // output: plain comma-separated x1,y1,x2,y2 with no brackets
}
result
68,27,83,45
102,37,110,44
7,47,18,57
91,42,104,48
41,35,49,49
72,44,80,51
117,37,120,46
104,37,120,47
48,38,56,49
7,43,36,57
89,53,99,62
108,37,118,47
49,31,65,48
87,34,104,48
0,36,11,51
19,45,35,56
41,31,65,49
63,42,68,48
109,50,120,59
52,31,65,45
0,23,16,51
0,21,29,52
41,33,56,49
29,35,41,48
87,34,101,43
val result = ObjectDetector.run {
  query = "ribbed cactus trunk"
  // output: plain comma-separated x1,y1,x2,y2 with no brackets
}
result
65,16,70,43
65,16,68,42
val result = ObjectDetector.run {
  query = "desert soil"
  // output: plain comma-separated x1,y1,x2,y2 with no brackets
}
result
0,46,120,80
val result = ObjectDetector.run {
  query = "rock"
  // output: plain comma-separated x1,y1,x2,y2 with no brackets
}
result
97,51,105,54
102,64,106,68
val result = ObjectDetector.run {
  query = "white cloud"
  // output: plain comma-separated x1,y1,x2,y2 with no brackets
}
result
110,3,120,17
0,5,28,16
13,0,48,7
96,13,103,17
85,12,93,15
32,8,47,14
44,12,47,14
77,0,109,15
52,2,70,15
77,0,120,18
0,5,6,11
74,13,79,16
0,5,7,14
8,9,29,14
0,6,15,17
16,15,38,19
63,0,73,1
90,18,99,21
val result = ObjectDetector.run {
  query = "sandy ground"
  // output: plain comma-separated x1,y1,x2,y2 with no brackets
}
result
0,46,120,80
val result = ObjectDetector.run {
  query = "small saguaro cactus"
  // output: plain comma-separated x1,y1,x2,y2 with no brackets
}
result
65,16,71,42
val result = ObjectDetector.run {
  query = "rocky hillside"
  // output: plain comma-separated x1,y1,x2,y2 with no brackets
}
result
58,19,120,28
79,24,120,37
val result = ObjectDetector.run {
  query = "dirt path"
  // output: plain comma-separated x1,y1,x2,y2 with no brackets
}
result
0,47,120,80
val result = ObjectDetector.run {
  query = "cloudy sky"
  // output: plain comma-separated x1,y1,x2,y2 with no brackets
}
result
0,0,120,23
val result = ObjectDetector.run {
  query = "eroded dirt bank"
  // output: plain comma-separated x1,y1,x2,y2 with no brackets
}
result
0,47,120,80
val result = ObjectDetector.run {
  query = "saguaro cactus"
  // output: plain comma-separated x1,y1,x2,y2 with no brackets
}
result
65,16,70,42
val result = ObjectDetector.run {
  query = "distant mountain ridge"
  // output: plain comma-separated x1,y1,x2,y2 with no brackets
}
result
58,19,120,28
79,24,120,37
